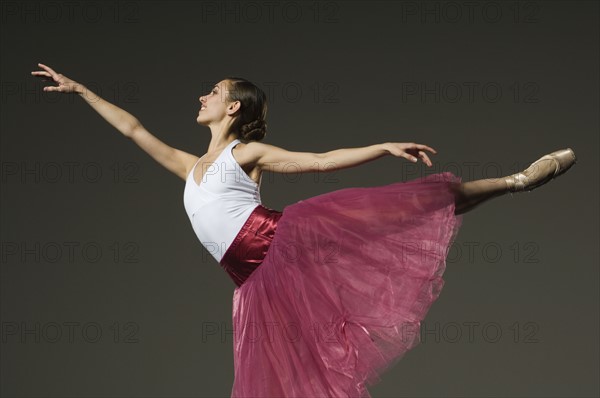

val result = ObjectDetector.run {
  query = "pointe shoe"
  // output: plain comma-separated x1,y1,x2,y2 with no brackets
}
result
505,148,577,193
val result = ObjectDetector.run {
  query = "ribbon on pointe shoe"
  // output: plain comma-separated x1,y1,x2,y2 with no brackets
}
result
505,148,576,193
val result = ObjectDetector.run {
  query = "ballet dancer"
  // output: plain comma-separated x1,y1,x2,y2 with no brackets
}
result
32,62,576,398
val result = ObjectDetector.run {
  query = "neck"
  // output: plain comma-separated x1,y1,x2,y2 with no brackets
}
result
206,119,237,152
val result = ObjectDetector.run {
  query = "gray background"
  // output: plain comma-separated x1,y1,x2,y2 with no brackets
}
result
1,0,598,397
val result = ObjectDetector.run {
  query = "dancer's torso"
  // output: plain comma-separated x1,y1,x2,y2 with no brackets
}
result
183,138,264,263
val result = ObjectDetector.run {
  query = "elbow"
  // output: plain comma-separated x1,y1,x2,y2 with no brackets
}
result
125,121,142,139
314,152,333,172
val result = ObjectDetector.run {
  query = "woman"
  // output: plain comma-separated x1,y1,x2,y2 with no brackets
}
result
31,63,576,397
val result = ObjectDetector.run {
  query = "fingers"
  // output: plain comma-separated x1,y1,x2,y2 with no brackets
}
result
406,151,431,166
32,63,64,91
413,144,435,167
413,143,436,154
31,71,57,90
31,71,56,91
37,63,58,78
31,71,52,79
397,145,434,166
418,150,433,167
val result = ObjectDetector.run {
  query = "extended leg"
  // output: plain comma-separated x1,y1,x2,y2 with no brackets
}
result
450,179,508,215
450,148,577,216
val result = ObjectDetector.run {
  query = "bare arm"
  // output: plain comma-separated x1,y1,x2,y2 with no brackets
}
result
32,63,197,181
319,142,435,169
75,85,140,137
77,86,196,180
247,141,435,174
317,144,389,172
248,142,388,174
128,124,198,181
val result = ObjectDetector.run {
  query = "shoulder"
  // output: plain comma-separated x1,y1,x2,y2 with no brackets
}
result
232,141,272,164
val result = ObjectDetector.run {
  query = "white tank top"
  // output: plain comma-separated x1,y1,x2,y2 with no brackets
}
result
183,139,262,263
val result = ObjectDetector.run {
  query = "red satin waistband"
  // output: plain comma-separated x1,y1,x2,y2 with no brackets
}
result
219,204,283,287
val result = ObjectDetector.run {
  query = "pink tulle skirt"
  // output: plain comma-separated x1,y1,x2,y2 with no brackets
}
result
224,172,464,397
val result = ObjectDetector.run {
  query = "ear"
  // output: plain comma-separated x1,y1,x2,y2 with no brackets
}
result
226,100,241,116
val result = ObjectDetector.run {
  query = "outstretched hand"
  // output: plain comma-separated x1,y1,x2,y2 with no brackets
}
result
31,63,83,94
384,142,436,167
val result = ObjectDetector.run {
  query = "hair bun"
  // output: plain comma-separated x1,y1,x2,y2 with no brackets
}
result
224,77,268,142
240,118,267,141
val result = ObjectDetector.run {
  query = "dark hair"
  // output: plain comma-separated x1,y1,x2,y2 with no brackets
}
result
224,77,268,142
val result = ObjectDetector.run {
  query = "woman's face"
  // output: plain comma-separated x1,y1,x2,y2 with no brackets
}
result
196,80,234,125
